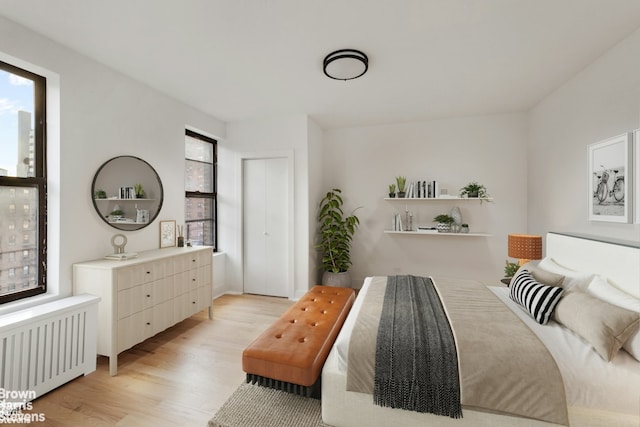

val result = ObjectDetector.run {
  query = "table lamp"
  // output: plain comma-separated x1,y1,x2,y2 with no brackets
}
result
508,234,542,266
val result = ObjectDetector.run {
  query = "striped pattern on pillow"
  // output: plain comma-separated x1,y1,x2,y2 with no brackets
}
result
510,269,564,325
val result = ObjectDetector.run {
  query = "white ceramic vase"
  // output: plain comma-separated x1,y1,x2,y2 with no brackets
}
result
450,206,462,225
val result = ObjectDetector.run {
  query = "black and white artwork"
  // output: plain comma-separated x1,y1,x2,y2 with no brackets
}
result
588,133,632,223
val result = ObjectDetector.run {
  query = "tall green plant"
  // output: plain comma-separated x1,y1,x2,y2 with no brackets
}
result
316,189,360,273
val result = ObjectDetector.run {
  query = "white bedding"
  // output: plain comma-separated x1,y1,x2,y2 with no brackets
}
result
489,285,640,416
330,277,640,422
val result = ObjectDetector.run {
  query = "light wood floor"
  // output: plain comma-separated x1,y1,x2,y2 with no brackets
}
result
25,294,293,426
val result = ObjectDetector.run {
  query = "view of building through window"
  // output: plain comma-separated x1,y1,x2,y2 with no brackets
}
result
0,62,46,303
185,130,217,249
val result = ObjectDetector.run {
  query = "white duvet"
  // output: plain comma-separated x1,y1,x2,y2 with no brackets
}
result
333,277,640,417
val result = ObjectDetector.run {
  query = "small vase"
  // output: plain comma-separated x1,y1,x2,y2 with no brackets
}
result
450,206,462,225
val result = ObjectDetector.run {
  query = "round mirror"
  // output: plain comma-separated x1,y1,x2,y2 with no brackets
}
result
91,156,164,231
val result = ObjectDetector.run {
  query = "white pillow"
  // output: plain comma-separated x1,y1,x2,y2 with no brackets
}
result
587,275,640,361
537,257,593,292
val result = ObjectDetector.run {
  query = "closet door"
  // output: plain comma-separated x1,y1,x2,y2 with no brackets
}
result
243,157,289,297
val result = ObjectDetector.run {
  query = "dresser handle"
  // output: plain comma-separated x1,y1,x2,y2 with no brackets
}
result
146,294,151,298
146,322,150,325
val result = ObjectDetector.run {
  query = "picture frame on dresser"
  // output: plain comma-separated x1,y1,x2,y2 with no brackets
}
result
587,132,632,223
160,220,176,248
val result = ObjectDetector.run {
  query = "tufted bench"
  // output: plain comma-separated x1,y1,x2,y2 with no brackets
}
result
242,285,355,397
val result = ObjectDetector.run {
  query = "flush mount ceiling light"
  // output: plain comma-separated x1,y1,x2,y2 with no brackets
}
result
323,49,368,81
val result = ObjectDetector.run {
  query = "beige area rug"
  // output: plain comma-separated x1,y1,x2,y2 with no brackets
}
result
209,382,331,427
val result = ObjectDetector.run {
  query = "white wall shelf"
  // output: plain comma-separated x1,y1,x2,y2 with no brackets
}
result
384,197,493,202
384,230,492,237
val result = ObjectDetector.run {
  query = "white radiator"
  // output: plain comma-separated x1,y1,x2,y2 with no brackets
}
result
0,294,100,408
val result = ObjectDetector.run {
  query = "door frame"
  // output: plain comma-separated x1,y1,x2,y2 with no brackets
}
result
239,150,294,299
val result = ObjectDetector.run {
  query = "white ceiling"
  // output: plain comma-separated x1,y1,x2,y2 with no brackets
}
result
1,1,640,129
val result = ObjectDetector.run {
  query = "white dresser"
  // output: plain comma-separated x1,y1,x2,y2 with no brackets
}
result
73,246,213,375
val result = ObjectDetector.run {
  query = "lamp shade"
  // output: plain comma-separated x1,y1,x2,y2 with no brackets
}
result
323,49,368,81
508,234,542,265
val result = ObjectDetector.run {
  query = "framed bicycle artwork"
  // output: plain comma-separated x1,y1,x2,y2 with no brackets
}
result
635,129,640,224
587,133,632,223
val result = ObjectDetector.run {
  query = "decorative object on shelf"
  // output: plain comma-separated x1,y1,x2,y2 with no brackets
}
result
94,189,107,199
316,189,360,286
405,208,413,231
433,214,455,233
388,183,396,198
177,225,185,247
395,176,407,198
460,223,469,233
450,206,462,225
508,234,542,266
135,208,149,224
134,183,145,198
109,207,124,221
323,49,368,81
160,220,176,248
460,181,491,202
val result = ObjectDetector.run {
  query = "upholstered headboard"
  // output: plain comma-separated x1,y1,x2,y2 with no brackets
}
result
546,232,640,298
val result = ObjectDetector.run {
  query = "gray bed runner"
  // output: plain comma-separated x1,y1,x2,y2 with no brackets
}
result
373,275,462,417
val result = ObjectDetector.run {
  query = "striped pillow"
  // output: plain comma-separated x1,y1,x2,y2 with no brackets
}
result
510,270,564,325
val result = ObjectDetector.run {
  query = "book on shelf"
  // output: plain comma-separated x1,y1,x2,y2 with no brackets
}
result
417,227,438,234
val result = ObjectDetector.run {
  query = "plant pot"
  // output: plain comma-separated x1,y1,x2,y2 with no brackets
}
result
461,225,469,233
468,191,478,198
388,193,396,198
322,271,352,288
436,222,451,233
397,191,406,198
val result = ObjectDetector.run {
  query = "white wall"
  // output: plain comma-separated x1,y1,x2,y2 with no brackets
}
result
0,16,225,315
529,28,640,244
323,113,529,287
307,117,324,289
221,114,316,299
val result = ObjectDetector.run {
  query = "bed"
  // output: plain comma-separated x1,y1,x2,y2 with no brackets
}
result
321,232,640,426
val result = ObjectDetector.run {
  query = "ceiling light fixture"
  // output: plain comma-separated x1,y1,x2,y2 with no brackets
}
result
323,49,368,81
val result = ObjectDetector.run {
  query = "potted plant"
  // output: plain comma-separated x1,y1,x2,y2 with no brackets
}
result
388,184,396,198
134,183,145,198
94,189,107,199
460,223,469,233
504,260,519,278
460,181,491,201
316,189,360,287
396,176,407,197
433,214,455,233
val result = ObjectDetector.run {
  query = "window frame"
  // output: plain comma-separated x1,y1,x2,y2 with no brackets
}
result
0,60,47,304
184,129,217,251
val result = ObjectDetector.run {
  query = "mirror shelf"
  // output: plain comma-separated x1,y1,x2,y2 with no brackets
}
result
91,156,164,231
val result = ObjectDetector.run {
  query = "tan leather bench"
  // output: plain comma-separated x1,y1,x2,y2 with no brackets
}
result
242,285,355,397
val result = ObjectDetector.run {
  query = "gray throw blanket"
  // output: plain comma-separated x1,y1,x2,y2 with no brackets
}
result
373,275,462,418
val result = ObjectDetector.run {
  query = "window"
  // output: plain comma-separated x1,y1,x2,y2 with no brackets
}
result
184,130,217,249
0,60,47,304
